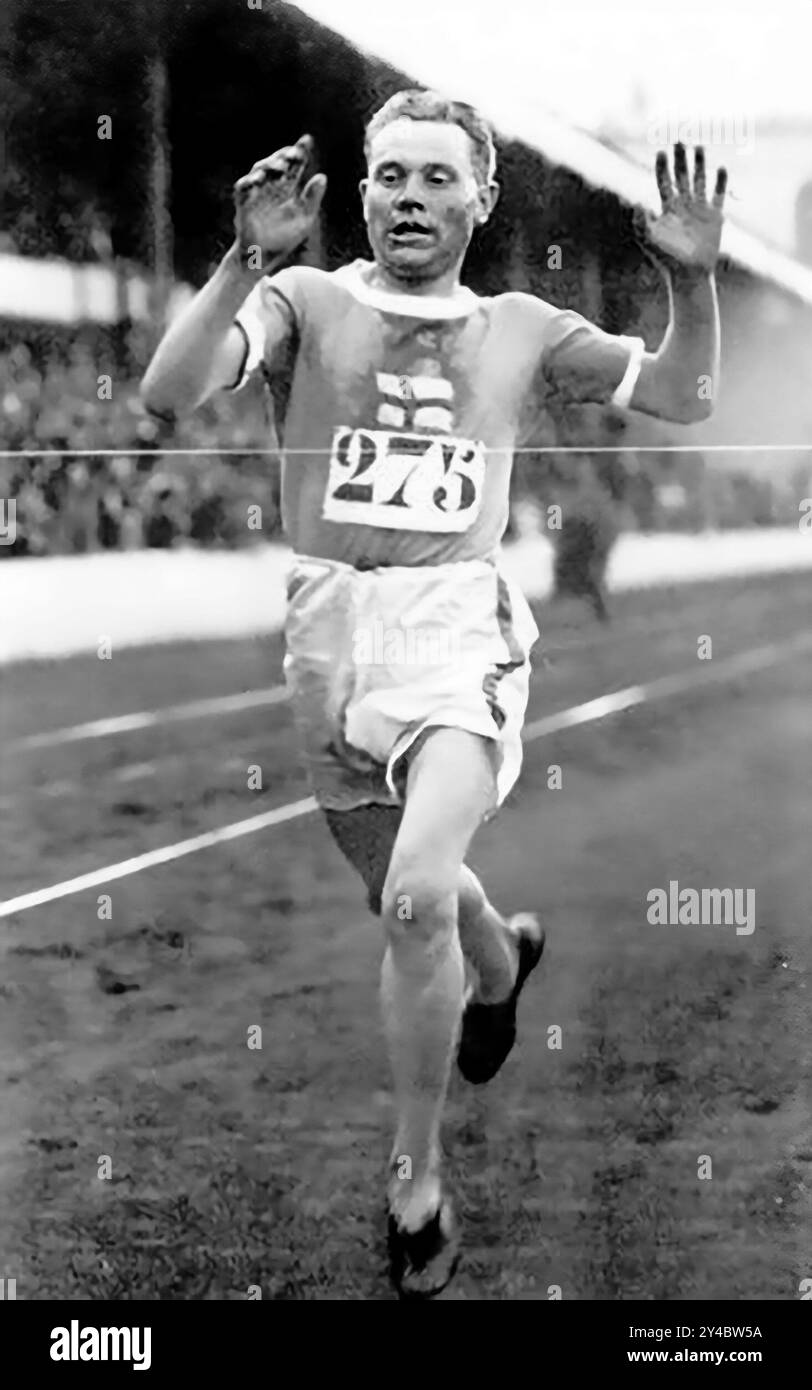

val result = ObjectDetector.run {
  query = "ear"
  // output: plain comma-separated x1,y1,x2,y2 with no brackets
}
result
359,177,369,224
475,180,500,227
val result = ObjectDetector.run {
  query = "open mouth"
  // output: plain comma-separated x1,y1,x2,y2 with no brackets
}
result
388,221,433,242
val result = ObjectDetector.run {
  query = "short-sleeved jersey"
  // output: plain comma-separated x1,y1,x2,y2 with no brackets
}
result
233,259,645,567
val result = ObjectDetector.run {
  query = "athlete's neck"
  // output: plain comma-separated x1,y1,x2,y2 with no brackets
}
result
367,261,463,299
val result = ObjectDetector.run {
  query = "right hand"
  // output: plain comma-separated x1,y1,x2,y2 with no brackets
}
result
233,133,327,266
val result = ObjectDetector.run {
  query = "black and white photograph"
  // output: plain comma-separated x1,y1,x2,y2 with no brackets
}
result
1,0,811,1326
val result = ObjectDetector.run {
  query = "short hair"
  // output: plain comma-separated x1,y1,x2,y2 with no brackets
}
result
364,89,497,186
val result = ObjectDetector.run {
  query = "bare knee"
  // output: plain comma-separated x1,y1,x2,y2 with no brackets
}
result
381,856,457,947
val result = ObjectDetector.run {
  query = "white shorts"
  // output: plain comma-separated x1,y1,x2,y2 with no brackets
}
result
283,554,540,811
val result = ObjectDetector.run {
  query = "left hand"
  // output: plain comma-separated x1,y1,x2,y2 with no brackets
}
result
634,143,727,275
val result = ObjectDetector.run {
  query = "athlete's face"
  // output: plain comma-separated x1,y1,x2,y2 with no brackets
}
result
361,118,498,285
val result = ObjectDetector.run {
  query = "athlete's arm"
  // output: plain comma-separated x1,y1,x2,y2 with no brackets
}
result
525,144,724,425
140,135,326,421
626,144,725,424
139,249,275,420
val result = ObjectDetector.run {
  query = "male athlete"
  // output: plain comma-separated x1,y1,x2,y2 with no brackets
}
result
141,90,725,1298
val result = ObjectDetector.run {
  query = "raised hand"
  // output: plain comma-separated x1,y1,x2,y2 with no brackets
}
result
233,133,327,267
634,143,726,275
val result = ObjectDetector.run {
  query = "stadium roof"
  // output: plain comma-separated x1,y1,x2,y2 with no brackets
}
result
294,0,812,309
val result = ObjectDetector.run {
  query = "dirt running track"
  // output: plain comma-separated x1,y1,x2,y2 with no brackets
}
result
1,571,811,1299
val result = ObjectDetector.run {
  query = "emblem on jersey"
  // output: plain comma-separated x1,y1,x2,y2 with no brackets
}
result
375,372,454,434
322,372,485,533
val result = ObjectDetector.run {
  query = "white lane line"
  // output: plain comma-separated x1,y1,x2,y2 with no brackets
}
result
523,632,812,739
15,687,289,750
2,631,811,920
0,799,318,918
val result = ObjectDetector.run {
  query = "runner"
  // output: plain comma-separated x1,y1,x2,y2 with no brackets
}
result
141,89,725,1298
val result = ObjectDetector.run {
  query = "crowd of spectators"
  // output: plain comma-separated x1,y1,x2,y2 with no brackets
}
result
0,338,279,557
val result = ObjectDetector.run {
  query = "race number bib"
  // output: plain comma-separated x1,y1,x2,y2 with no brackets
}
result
322,427,485,533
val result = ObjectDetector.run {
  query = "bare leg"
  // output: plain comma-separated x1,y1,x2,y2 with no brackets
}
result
324,806,519,1009
379,728,498,1231
457,865,518,1004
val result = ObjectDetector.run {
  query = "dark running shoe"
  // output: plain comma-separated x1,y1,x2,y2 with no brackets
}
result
387,1199,460,1299
457,914,545,1085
